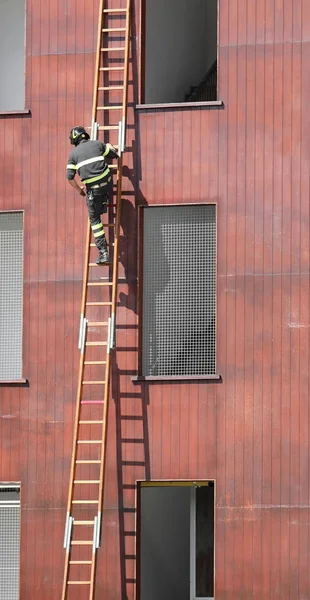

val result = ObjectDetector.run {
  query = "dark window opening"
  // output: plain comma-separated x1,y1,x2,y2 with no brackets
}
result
142,0,218,104
138,482,215,600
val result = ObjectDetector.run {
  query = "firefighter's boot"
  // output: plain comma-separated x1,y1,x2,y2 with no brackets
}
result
96,242,110,265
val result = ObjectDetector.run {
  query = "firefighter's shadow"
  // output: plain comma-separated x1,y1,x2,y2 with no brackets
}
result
118,192,138,314
118,166,170,325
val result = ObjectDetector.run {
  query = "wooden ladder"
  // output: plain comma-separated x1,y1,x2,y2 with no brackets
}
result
61,1,131,598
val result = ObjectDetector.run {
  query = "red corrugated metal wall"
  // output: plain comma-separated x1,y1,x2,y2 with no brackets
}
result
0,0,309,598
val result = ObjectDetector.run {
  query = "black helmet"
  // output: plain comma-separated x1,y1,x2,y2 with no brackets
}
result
69,126,90,146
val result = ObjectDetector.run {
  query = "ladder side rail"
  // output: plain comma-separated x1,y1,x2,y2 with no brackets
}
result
91,0,106,121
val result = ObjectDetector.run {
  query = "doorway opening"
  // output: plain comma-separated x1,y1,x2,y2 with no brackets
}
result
138,481,215,599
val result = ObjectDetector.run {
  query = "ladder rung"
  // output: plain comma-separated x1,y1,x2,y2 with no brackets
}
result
97,105,122,110
70,561,92,565
98,86,123,91
82,380,106,384
101,47,125,52
87,322,108,326
98,125,119,130
79,421,104,424
72,500,98,504
76,460,101,464
77,441,102,445
84,361,107,365
103,8,128,12
86,302,112,306
85,341,107,346
68,580,91,584
74,521,94,525
74,479,100,483
101,223,115,227
102,27,126,32
100,67,125,71
87,282,113,286
71,541,93,546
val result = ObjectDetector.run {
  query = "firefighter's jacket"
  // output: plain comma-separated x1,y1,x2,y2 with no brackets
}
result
66,139,118,186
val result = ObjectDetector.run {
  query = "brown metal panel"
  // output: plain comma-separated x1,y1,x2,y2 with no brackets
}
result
0,0,310,597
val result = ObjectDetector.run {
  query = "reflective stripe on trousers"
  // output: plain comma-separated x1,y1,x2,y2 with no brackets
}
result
86,189,108,251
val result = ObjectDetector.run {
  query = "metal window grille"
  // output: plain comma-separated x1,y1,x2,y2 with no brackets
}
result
0,485,21,600
142,205,216,376
0,212,23,380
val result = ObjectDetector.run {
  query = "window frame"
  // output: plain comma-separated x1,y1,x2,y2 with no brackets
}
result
138,0,221,108
0,210,27,385
135,203,220,382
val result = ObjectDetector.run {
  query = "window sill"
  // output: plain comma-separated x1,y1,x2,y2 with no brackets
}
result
0,379,29,387
0,109,31,117
132,374,221,383
135,100,223,111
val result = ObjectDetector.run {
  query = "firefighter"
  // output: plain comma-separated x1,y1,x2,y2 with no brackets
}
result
66,125,119,264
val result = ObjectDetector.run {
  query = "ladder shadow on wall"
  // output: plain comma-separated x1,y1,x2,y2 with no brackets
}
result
112,359,150,600
111,3,151,598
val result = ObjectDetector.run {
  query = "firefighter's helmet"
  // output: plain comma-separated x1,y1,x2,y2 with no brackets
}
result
69,126,90,146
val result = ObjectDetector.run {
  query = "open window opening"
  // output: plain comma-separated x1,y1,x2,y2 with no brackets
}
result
138,481,215,600
141,0,218,105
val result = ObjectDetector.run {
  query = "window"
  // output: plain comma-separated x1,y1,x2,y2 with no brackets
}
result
0,212,24,381
0,0,25,111
138,481,215,600
0,484,21,600
141,0,218,104
141,204,216,377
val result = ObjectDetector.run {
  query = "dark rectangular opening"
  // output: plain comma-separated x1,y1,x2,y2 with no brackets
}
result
137,481,215,600
141,0,218,104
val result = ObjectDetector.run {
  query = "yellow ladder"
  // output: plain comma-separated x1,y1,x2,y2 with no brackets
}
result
61,1,131,598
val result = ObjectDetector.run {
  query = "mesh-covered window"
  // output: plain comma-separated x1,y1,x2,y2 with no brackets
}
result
142,205,216,376
0,212,24,380
0,485,21,600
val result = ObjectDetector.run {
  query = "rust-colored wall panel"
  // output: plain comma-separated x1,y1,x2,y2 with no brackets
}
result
0,0,309,598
